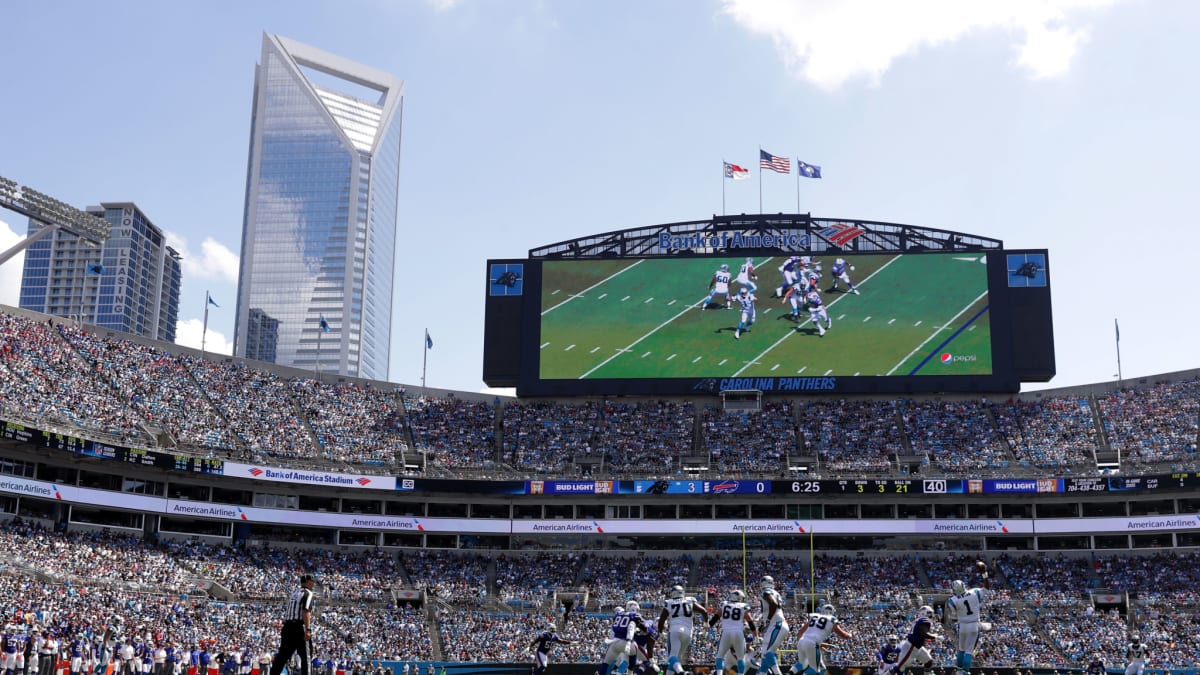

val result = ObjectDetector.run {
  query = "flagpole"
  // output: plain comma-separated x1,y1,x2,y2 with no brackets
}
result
758,146,763,214
316,326,322,378
796,162,801,214
1115,318,1123,387
722,160,727,217
422,329,429,390
202,290,210,355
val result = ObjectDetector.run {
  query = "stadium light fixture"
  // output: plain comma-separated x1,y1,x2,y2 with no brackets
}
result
0,175,112,268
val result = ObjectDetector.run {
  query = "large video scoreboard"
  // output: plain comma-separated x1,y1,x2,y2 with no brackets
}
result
485,242,1053,397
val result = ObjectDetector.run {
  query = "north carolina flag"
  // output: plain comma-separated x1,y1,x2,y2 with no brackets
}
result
723,161,750,181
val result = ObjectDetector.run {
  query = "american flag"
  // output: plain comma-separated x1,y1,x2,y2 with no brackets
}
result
760,149,790,174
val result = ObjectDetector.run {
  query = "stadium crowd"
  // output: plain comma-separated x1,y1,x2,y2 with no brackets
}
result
2,310,1198,478
0,515,1199,668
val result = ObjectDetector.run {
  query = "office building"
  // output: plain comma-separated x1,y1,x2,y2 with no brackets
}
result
19,202,181,341
234,34,403,379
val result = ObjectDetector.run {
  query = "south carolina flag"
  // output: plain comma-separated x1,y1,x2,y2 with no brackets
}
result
723,161,750,180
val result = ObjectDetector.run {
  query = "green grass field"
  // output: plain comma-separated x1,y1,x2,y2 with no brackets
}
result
538,253,992,380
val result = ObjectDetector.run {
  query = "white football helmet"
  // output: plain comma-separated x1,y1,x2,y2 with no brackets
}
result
761,575,775,590
739,287,749,296
669,585,685,600
729,589,746,603
836,258,846,265
820,603,836,617
918,605,935,619
720,264,729,272
547,620,557,631
1131,635,1140,644
888,635,899,645
626,601,640,612
951,579,966,595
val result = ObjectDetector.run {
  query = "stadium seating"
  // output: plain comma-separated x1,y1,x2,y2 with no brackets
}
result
3,309,1198,478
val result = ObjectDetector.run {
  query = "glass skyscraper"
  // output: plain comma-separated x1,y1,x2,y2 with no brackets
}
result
19,202,181,341
234,34,403,380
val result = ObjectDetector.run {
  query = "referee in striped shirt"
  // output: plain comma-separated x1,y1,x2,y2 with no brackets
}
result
270,573,316,675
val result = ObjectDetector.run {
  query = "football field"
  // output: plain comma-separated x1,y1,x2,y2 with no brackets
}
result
538,253,992,380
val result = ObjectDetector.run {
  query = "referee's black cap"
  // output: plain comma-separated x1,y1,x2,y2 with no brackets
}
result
300,573,315,585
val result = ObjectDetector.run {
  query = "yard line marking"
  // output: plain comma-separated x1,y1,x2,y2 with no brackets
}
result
887,290,988,375
641,351,652,359
824,369,833,376
589,347,600,353
692,356,703,363
718,359,728,366
770,364,780,372
540,342,550,349
597,293,607,300
888,319,896,325
667,299,677,306
542,260,644,315
621,295,631,302
666,353,677,361
796,366,807,374
968,325,976,331
854,372,860,376
838,314,846,320
564,344,575,351
644,297,654,304
863,316,871,322
733,255,904,377
551,289,561,296
914,320,922,327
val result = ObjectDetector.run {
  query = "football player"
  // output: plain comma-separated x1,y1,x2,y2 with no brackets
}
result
883,606,942,674
774,257,801,298
789,604,852,675
752,576,789,675
734,287,756,340
944,562,991,674
829,259,860,295
877,635,901,675
529,620,572,675
656,585,709,675
737,258,759,294
1125,635,1149,675
710,589,756,675
804,289,832,337
600,602,647,675
702,264,734,310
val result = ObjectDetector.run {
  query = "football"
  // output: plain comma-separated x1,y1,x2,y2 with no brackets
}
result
850,266,856,271
975,561,987,572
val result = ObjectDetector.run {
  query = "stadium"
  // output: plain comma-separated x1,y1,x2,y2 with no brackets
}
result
1,213,1198,675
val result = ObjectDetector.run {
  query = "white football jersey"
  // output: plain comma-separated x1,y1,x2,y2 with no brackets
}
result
800,612,838,643
719,601,751,633
664,596,703,629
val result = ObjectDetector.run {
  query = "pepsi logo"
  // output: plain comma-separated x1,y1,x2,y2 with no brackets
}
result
940,353,952,364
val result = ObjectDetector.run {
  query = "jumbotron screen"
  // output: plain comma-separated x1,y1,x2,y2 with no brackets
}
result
483,249,1053,396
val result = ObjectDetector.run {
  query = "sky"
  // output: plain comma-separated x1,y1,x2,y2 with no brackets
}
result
1,0,1197,395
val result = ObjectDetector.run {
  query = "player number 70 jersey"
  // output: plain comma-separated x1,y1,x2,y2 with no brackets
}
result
665,597,701,628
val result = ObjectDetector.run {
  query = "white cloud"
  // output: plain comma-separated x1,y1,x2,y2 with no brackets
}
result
721,0,1121,89
427,0,461,11
0,219,26,307
174,318,233,355
166,231,240,285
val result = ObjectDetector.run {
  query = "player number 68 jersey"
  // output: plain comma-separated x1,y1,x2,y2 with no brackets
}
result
719,601,750,633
